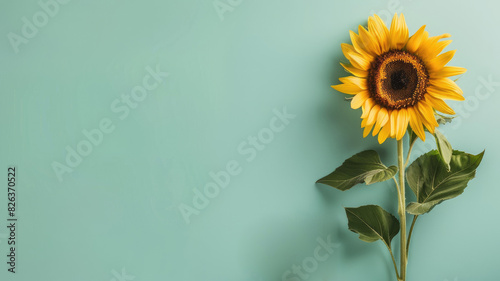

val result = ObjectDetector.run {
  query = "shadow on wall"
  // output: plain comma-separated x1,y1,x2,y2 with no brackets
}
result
239,25,401,281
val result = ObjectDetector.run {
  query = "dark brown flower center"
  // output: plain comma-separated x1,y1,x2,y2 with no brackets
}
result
368,50,429,109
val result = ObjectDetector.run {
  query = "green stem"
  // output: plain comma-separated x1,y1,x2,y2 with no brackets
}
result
397,139,407,281
392,177,400,192
406,215,418,257
404,138,416,168
389,248,400,280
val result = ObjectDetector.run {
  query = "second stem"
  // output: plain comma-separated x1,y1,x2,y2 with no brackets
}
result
397,139,407,281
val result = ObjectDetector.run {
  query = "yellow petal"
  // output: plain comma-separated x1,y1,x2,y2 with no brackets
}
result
396,108,409,140
361,98,375,118
349,30,365,53
405,25,426,53
341,43,370,70
339,76,368,89
417,100,438,133
416,33,451,61
358,25,381,55
349,30,374,61
363,123,375,138
341,43,357,57
372,107,389,136
351,91,370,109
418,115,435,134
427,85,465,101
349,52,372,71
429,40,453,59
366,104,381,126
368,15,389,54
425,95,455,115
331,84,362,95
374,15,390,53
390,110,398,138
389,13,409,49
331,76,368,95
361,118,367,128
429,78,465,100
419,40,452,62
431,66,467,78
340,62,368,78
378,123,391,144
431,78,463,94
407,107,426,141
427,50,456,72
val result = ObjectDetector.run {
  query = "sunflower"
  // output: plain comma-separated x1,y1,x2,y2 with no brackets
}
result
332,13,466,144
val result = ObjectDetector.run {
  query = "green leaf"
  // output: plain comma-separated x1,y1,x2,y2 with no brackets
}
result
434,129,452,171
316,150,397,191
345,205,400,247
406,201,442,215
406,150,485,215
435,112,454,125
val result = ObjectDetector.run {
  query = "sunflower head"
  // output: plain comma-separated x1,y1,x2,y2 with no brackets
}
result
333,13,466,144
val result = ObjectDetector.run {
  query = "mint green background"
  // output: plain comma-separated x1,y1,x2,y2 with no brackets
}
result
1,0,499,280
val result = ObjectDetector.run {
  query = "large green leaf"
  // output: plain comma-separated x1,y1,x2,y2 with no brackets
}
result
434,129,452,171
345,205,400,247
316,150,397,191
406,150,484,215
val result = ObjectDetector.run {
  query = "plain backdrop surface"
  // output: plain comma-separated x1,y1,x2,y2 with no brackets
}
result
0,0,499,280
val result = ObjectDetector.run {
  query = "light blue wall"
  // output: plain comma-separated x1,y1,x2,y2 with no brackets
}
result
0,0,498,280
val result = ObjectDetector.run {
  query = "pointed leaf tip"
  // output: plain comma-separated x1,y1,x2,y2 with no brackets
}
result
434,129,452,171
